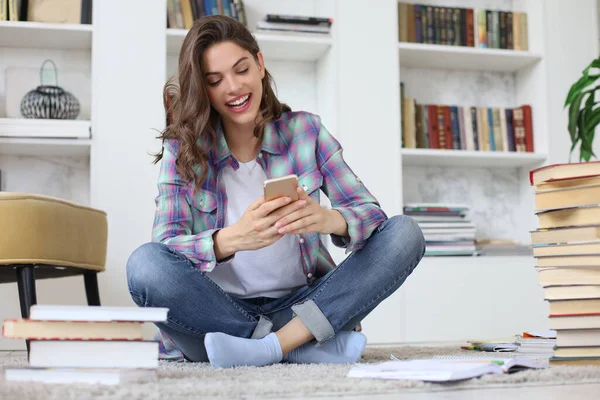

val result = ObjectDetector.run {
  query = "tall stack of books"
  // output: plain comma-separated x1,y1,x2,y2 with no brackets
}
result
256,14,332,35
2,305,169,385
530,161,600,366
403,203,476,256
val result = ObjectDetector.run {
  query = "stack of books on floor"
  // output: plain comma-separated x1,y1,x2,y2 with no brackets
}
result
2,305,168,385
256,14,332,35
530,161,600,366
403,203,476,256
514,330,556,360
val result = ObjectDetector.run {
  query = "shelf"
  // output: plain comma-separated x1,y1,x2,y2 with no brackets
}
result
401,148,547,168
0,21,92,50
0,118,91,139
0,137,92,157
398,42,542,72
167,29,333,61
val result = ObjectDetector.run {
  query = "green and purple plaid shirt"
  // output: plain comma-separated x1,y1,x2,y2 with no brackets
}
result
151,111,388,359
153,111,387,277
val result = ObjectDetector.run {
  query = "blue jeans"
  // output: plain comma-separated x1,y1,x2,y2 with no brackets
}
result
126,215,425,362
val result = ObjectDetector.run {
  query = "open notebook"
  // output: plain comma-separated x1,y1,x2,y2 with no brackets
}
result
348,357,546,382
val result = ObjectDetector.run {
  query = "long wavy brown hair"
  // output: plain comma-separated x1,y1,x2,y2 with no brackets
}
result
154,15,290,191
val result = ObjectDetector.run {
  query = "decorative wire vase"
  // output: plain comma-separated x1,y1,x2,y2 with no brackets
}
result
20,60,80,120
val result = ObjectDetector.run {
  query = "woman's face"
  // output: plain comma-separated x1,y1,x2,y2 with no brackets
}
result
203,41,265,129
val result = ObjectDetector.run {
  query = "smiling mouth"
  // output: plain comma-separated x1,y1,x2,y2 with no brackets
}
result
226,94,251,109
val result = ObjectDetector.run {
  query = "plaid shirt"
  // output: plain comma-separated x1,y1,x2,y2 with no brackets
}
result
153,111,387,278
151,111,388,359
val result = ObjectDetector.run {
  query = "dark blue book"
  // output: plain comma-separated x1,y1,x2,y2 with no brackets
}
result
505,108,516,151
487,108,495,151
470,107,479,150
450,106,461,149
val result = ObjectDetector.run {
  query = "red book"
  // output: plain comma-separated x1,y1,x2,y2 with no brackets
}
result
529,160,600,186
522,105,534,152
427,105,440,149
443,106,453,149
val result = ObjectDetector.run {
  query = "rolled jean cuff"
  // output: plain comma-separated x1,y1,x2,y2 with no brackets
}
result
291,299,334,343
251,315,273,339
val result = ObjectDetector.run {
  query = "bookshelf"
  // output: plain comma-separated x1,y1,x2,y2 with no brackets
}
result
167,29,333,61
398,42,542,72
0,21,93,50
401,148,547,167
0,138,92,157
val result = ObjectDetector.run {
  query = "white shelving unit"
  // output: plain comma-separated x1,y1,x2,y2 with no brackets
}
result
0,21,92,50
167,29,333,61
0,137,92,157
401,148,547,167
398,42,542,72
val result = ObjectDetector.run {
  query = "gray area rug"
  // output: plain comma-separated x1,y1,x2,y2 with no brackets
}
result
2,345,600,399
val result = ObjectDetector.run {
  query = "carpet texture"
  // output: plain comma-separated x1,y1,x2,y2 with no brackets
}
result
2,345,600,399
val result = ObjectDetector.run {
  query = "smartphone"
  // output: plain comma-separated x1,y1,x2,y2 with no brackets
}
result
263,174,299,202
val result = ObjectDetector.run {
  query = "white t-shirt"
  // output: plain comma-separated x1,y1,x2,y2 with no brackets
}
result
205,159,306,299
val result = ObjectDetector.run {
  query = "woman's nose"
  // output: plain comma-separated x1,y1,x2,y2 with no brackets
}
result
225,75,242,94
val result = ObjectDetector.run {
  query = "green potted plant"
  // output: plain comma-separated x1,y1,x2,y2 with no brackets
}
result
564,56,600,162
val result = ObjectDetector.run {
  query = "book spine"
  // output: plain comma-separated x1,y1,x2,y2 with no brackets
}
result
458,106,467,150
434,7,441,44
466,8,474,47
499,11,507,49
522,104,534,152
505,108,515,151
471,107,479,150
414,5,423,43
450,106,461,149
443,106,453,149
265,15,332,26
437,105,446,149
487,108,496,151
506,12,513,49
428,105,440,149
426,6,434,44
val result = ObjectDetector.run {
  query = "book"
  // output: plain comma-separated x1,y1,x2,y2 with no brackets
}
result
28,305,168,322
530,225,600,245
544,285,600,300
549,357,600,365
536,206,600,229
550,313,600,330
549,299,600,315
535,184,600,211
555,329,600,347
347,358,546,382
530,161,600,186
537,255,600,268
2,319,143,341
4,367,156,385
29,340,159,369
538,268,600,286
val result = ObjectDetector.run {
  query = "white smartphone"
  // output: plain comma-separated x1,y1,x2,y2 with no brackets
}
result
263,174,299,202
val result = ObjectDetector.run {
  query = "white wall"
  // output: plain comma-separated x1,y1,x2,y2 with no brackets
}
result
91,0,165,308
545,0,599,165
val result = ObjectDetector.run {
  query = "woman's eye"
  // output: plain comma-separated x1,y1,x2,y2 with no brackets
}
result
208,80,221,86
238,68,249,74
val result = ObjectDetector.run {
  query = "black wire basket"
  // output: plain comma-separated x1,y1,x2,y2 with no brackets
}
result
20,60,81,120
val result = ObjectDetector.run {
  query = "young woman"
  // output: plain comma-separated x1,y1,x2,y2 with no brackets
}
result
127,15,425,369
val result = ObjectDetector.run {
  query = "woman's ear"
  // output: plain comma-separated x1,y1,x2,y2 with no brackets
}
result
257,51,266,79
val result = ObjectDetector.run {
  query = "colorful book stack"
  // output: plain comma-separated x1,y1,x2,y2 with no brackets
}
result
397,3,528,50
403,203,476,256
400,84,534,153
2,305,169,385
255,14,332,35
530,161,600,366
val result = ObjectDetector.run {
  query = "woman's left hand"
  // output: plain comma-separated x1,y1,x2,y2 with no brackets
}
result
273,186,339,235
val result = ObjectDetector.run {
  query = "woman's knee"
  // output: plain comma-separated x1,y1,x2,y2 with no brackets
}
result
380,215,425,263
126,242,170,298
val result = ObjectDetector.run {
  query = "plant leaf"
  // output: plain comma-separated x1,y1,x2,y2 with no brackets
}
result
583,106,600,134
586,58,600,77
579,109,597,160
565,75,597,108
569,92,585,143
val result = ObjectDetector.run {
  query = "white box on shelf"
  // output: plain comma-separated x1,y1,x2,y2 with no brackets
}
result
0,118,91,139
